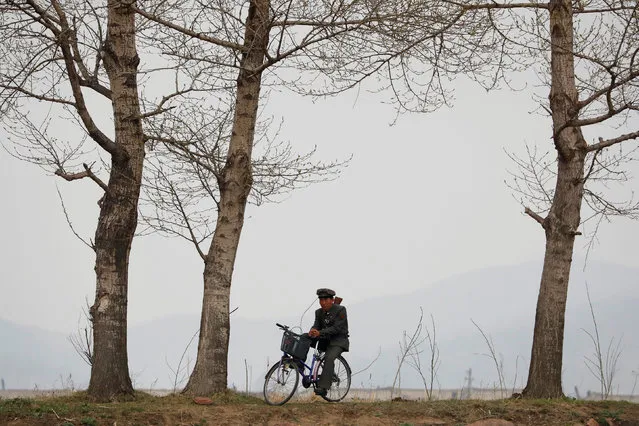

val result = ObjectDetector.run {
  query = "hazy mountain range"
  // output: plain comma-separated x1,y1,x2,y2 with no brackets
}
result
2,260,637,397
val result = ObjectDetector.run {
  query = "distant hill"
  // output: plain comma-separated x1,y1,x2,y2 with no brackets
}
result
344,260,639,395
1,260,637,397
0,319,86,390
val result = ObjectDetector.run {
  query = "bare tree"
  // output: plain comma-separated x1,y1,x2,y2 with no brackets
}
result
0,0,149,400
138,94,348,397
448,0,639,398
516,0,638,397
0,0,220,400
135,0,506,395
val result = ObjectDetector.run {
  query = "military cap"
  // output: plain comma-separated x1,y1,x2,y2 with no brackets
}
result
316,288,336,298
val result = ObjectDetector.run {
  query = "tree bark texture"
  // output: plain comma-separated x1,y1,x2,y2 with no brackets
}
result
182,0,271,396
87,0,145,400
522,0,587,398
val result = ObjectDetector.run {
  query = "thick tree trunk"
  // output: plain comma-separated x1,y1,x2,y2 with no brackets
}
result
182,0,271,396
522,0,587,398
87,0,144,400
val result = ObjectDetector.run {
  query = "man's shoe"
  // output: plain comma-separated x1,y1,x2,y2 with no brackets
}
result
314,387,327,396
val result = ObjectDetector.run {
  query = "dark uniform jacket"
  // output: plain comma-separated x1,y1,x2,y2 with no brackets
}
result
312,303,349,351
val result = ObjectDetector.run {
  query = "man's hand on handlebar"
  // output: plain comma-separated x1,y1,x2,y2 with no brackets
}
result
308,328,320,338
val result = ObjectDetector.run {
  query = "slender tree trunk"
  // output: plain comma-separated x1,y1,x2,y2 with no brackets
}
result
522,0,587,398
182,0,271,396
88,0,144,400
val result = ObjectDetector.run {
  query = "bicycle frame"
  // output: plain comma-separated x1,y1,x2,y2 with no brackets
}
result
278,347,323,385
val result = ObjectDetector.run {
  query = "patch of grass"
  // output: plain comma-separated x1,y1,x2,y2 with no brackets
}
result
119,405,145,415
595,408,622,425
0,397,73,419
0,397,34,415
78,402,92,414
207,390,264,404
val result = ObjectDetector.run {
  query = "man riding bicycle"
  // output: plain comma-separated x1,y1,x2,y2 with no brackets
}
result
308,288,349,396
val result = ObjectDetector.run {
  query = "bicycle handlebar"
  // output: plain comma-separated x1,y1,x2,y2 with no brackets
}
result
275,323,288,330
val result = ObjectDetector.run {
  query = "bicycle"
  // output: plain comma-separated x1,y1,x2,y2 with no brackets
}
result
263,323,351,405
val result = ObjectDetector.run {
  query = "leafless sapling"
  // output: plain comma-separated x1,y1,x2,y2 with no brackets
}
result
582,282,623,400
471,319,506,398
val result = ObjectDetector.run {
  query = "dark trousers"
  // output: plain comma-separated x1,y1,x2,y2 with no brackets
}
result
318,344,344,390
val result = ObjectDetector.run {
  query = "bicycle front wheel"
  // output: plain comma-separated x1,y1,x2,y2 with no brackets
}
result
318,355,351,402
263,359,300,405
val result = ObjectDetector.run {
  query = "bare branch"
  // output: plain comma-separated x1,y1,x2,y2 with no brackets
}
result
68,300,94,367
587,131,639,152
524,207,546,227
0,84,76,107
50,0,117,155
577,70,639,111
132,6,245,52
447,1,549,10
55,163,108,193
55,186,95,251
351,347,382,377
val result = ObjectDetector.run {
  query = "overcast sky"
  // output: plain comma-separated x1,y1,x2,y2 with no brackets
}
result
2,74,638,335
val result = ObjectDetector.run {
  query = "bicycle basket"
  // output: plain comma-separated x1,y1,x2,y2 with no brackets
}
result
280,330,311,360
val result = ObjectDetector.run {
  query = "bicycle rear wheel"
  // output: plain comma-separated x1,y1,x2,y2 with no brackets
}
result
317,355,351,402
263,358,300,405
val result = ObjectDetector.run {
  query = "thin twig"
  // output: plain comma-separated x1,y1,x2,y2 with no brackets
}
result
56,186,94,251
